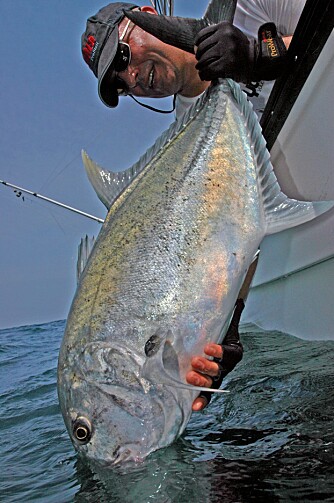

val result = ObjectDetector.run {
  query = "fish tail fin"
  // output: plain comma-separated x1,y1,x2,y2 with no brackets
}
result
204,0,237,25
124,11,206,54
124,0,236,54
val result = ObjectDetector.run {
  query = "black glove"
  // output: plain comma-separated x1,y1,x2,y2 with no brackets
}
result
199,298,245,406
195,21,287,84
195,21,252,83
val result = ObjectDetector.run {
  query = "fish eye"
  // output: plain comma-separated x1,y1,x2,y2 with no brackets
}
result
73,417,92,443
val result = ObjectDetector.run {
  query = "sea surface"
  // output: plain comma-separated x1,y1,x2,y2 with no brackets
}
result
1,320,334,502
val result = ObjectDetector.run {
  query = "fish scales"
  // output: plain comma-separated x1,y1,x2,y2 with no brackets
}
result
58,79,333,465
63,84,260,359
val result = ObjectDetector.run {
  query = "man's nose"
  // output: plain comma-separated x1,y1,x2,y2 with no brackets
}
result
119,65,138,90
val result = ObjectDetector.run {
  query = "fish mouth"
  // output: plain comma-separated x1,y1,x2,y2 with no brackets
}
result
78,442,146,467
71,388,166,466
75,390,168,466
108,445,145,466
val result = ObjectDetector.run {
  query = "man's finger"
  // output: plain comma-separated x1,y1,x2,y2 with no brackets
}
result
186,370,213,388
203,343,223,359
190,356,220,377
194,24,220,47
192,396,208,411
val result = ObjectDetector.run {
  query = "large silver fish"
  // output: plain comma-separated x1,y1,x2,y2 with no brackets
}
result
57,2,333,466
57,77,333,465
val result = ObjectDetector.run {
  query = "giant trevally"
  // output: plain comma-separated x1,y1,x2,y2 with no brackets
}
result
57,0,334,466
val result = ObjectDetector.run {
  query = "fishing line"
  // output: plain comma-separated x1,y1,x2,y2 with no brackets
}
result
47,209,68,237
38,124,110,193
38,151,82,193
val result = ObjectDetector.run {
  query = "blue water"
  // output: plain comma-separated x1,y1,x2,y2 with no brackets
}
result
1,320,334,502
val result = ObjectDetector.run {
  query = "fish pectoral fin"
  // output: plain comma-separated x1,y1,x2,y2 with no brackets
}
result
162,340,180,375
142,338,180,383
142,340,229,394
161,342,229,393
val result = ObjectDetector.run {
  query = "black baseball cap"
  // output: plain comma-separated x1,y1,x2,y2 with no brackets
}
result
81,2,139,108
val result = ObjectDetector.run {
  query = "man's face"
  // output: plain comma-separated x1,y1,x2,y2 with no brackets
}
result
113,11,192,99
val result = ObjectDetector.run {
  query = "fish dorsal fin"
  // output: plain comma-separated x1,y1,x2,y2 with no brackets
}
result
76,234,95,282
203,0,237,24
226,79,334,234
82,92,208,209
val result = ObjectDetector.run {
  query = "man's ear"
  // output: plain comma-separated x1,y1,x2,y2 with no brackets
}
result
141,6,158,15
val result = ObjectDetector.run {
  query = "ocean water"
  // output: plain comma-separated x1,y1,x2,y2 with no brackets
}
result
1,320,334,502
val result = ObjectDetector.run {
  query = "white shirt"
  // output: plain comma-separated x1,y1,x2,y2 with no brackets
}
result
175,0,306,120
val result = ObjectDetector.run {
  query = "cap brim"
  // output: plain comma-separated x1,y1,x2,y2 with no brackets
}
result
99,66,119,108
97,28,119,108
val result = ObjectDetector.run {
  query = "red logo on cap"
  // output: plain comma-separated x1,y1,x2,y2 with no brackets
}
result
83,35,97,64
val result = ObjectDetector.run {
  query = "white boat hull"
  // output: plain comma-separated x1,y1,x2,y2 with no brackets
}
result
242,31,334,340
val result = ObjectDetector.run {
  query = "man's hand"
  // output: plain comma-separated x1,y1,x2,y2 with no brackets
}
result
186,343,223,411
187,254,259,412
194,21,253,83
195,21,288,84
186,299,245,412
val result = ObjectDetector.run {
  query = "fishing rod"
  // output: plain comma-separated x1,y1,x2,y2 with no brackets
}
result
0,179,104,224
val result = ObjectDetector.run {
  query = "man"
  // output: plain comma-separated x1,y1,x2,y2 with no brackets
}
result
82,1,305,117
81,1,305,410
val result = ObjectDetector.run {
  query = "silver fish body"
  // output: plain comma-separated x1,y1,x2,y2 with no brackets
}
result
57,79,332,465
